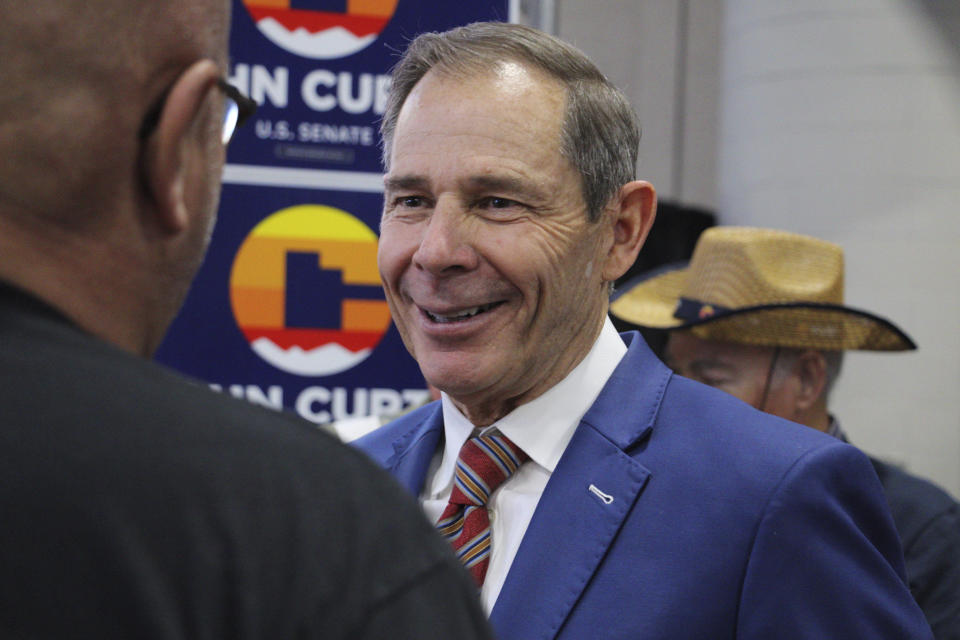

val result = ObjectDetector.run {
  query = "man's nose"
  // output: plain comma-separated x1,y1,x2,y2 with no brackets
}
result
411,202,479,275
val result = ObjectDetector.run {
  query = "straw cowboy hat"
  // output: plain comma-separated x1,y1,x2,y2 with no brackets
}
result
610,227,916,351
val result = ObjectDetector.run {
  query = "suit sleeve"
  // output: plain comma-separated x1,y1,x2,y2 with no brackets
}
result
737,442,934,639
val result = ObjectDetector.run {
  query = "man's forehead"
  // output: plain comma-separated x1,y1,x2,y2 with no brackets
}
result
420,59,558,90
389,68,570,180
401,62,565,121
667,331,771,362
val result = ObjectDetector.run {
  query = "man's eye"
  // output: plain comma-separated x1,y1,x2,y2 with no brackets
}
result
478,197,520,209
684,369,727,388
394,196,425,208
700,376,735,390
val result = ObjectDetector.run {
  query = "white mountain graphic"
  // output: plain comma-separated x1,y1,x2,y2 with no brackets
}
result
257,18,378,59
251,337,372,376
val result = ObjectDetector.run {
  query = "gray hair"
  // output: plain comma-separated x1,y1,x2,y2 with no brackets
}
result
379,21,640,222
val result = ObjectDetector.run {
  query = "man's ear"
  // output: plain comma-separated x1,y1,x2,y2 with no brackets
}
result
794,349,828,410
141,59,220,234
601,180,657,282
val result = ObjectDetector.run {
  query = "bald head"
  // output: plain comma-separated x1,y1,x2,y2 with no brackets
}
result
0,0,230,226
0,0,235,356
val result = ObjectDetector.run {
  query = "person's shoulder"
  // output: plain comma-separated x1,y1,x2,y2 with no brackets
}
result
871,457,959,507
659,372,838,456
50,339,458,563
5,307,385,488
870,457,960,541
143,364,410,489
352,399,441,462
641,371,879,510
98,345,332,449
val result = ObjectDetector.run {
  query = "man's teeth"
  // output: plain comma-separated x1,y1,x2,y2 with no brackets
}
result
426,303,496,323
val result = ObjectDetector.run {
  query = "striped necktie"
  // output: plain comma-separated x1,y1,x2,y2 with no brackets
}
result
436,430,529,587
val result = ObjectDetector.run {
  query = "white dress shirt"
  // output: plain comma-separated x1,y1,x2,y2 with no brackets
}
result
420,317,628,613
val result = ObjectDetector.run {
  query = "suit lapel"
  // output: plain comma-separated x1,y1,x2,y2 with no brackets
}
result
385,405,445,496
489,332,671,640
490,423,650,639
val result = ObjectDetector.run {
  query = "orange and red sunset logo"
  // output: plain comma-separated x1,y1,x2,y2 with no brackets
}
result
229,205,391,376
241,0,400,59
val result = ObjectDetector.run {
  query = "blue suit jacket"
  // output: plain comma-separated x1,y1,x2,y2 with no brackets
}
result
355,333,931,639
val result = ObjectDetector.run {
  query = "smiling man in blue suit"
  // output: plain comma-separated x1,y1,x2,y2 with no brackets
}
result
356,21,932,639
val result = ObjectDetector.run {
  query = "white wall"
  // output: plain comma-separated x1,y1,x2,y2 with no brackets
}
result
557,0,722,207
557,0,959,498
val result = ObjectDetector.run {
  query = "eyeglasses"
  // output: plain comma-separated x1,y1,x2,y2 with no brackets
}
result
217,79,258,144
138,78,258,145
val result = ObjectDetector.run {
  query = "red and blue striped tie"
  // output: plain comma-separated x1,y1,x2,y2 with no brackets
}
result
436,431,529,587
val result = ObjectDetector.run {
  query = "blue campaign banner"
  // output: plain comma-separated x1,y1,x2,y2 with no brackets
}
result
155,0,511,425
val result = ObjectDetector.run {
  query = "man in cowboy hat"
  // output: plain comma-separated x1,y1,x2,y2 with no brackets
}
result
356,21,933,639
612,225,959,638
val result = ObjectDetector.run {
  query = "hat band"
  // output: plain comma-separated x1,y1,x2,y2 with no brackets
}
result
675,297,731,322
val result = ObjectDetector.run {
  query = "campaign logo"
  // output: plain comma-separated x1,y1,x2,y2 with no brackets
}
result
242,0,399,60
229,204,391,376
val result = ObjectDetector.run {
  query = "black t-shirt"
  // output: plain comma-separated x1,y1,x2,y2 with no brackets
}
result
0,283,491,639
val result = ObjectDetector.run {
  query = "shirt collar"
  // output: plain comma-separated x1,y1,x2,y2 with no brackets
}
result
431,317,627,493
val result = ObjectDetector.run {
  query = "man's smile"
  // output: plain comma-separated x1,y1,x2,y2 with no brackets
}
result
421,301,506,324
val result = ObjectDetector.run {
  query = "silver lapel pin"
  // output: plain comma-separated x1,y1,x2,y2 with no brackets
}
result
588,484,614,504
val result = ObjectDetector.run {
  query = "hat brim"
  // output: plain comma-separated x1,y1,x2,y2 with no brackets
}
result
611,264,917,352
